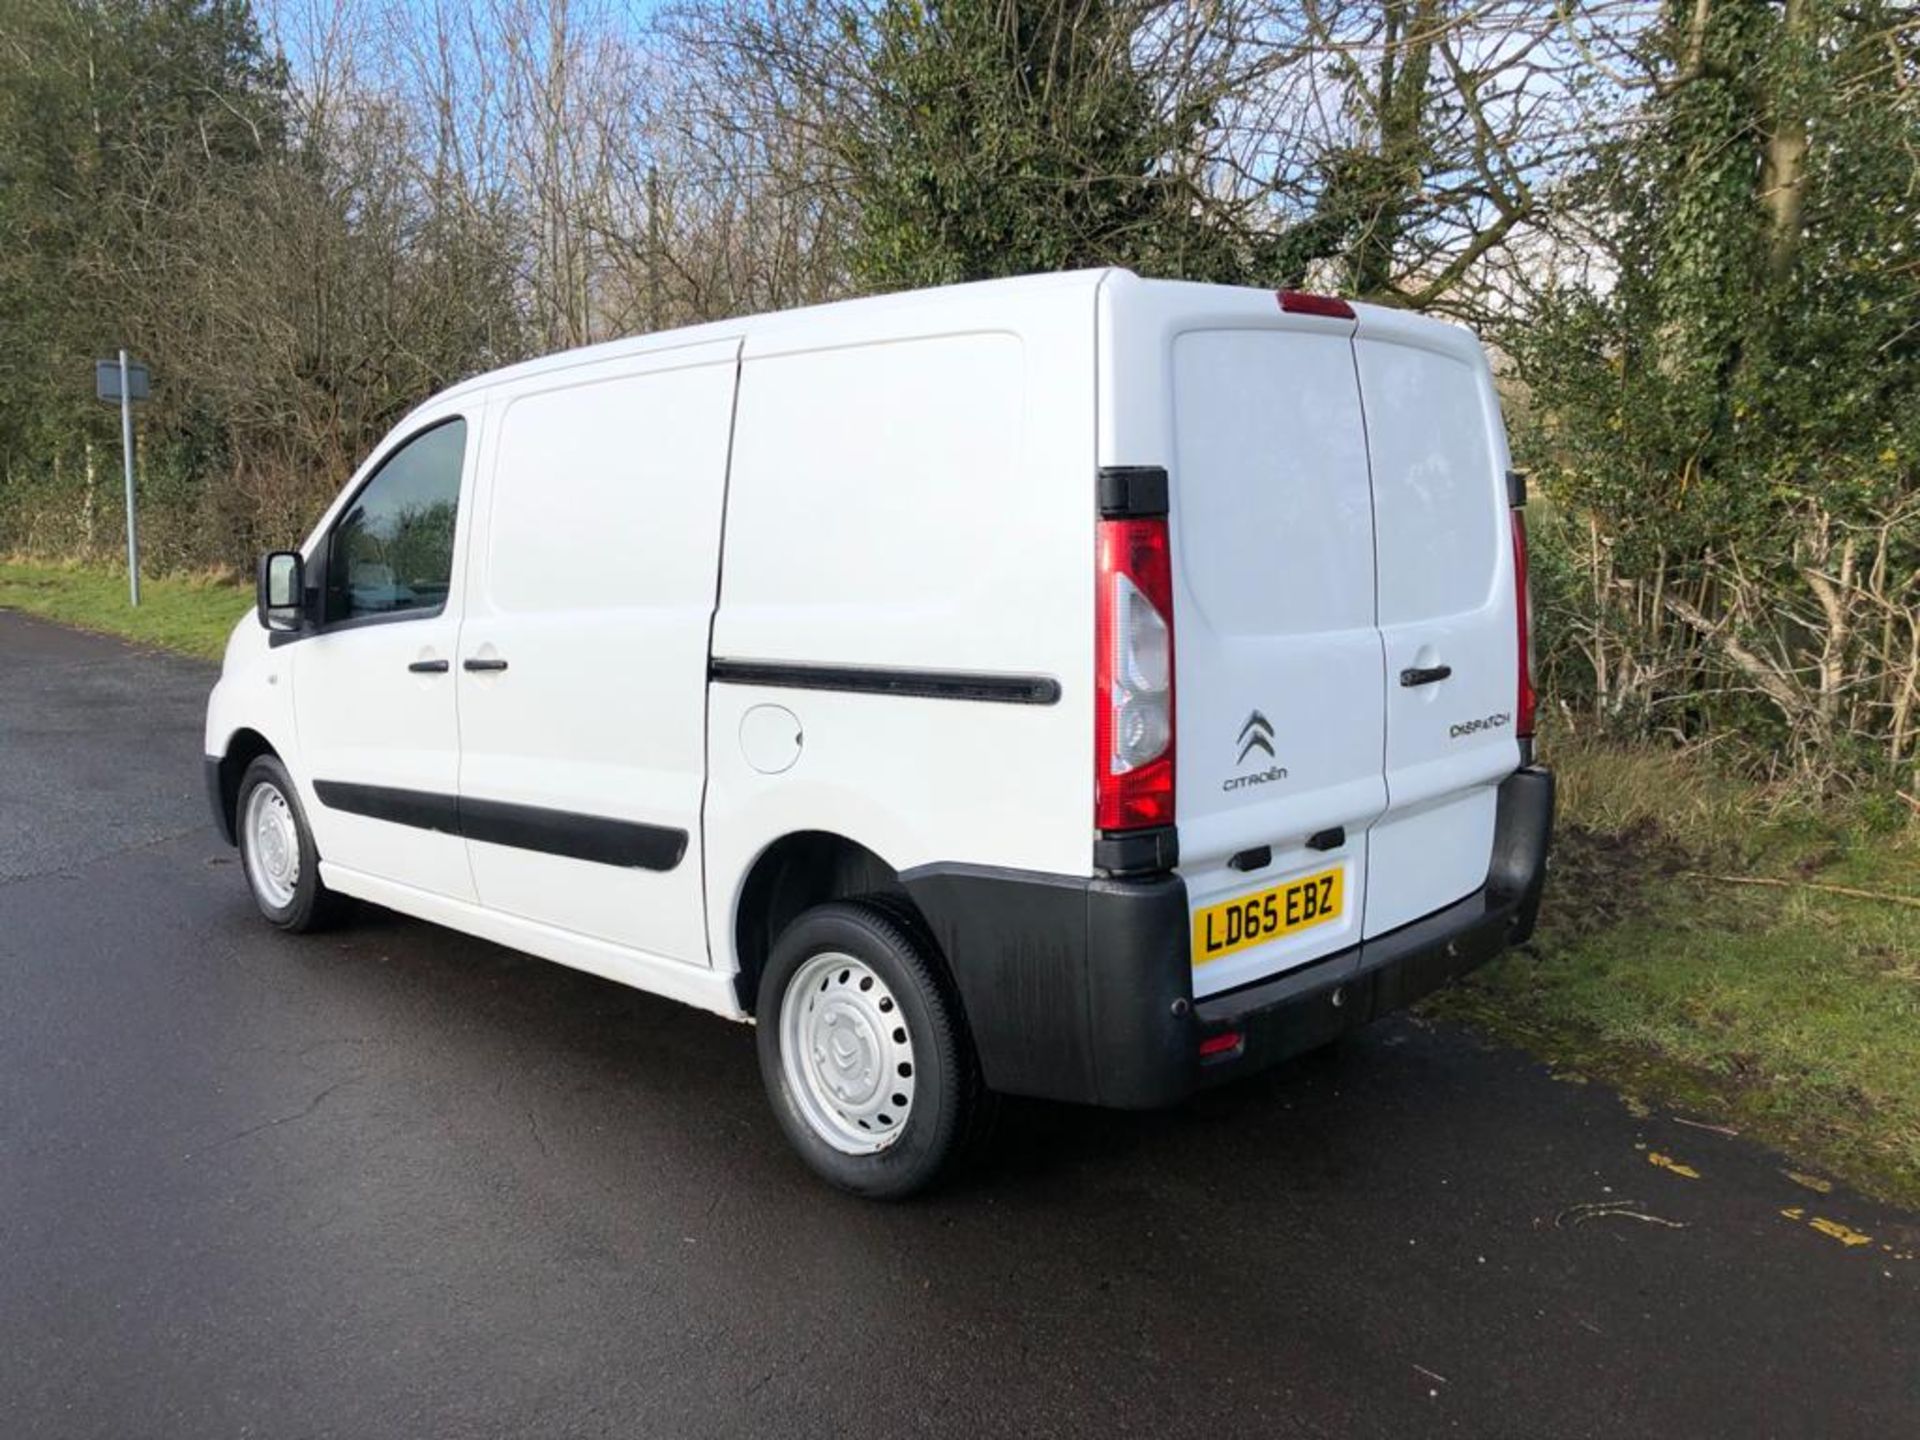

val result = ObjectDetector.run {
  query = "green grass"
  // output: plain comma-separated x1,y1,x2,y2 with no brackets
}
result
0,558,250,662
1432,736,1920,1208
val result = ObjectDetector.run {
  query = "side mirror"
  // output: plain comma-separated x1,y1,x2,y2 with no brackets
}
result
257,551,305,633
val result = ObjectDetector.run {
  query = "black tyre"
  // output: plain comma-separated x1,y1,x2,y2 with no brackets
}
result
757,898,984,1199
234,754,345,932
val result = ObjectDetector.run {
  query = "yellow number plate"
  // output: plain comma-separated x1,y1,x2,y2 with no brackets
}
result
1192,866,1344,965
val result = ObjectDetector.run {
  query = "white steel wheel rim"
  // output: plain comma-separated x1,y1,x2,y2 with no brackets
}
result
243,781,301,911
780,951,919,1155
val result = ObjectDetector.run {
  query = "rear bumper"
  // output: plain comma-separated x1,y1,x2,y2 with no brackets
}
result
903,764,1553,1109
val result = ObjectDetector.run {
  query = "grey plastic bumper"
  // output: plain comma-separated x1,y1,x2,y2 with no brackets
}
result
903,765,1555,1109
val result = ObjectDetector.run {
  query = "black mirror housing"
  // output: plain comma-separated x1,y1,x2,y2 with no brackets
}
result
257,550,305,633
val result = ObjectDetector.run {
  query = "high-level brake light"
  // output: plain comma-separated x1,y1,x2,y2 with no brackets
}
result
1277,290,1356,320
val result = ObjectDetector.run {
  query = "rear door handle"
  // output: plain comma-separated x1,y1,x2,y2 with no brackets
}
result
408,658,449,674
463,657,509,673
1399,664,1452,687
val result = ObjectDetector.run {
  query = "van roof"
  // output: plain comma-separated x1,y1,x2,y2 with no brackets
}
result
433,267,1122,408
427,268,1477,413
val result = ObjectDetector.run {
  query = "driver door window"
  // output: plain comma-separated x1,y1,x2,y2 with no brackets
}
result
326,418,466,625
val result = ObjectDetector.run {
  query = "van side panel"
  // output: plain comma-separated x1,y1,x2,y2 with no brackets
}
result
705,290,1098,985
714,332,1032,670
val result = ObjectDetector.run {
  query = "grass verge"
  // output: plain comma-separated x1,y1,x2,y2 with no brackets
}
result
0,558,249,662
1431,736,1920,1208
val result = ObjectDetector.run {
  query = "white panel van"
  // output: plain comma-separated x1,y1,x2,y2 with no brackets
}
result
205,271,1554,1197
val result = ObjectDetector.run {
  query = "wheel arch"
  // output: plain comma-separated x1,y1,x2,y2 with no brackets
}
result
210,727,280,846
730,830,922,1011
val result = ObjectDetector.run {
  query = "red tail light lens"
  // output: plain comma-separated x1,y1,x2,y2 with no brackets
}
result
1198,1030,1243,1060
1095,516,1175,830
1511,509,1536,739
1277,290,1356,320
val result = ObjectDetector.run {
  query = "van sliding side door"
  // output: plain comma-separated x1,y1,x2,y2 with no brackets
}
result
452,339,743,966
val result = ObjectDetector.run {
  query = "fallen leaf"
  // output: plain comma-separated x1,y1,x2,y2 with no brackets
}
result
1808,1217,1873,1248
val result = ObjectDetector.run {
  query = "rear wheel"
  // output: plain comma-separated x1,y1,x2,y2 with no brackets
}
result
757,899,982,1198
235,754,344,932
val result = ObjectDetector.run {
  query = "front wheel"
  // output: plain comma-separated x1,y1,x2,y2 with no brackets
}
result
757,899,983,1198
235,754,345,932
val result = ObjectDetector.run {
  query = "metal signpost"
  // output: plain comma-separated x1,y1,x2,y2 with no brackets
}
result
94,352,150,606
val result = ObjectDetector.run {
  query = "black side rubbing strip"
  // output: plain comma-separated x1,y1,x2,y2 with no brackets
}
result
1098,465,1169,519
709,659,1060,706
460,796,686,871
314,781,460,835
311,782,686,871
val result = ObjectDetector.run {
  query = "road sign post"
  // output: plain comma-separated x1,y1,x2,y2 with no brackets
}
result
95,352,150,607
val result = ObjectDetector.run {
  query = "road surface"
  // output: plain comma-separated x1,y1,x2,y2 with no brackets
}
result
1,609,1914,1438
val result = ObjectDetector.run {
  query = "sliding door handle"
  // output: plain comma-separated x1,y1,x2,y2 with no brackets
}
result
463,657,509,673
407,659,449,674
1399,664,1452,687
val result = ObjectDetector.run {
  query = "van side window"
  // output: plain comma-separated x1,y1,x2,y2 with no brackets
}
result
325,418,466,624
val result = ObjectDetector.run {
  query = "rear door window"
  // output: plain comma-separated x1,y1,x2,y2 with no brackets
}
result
1171,328,1376,637
1355,341,1499,623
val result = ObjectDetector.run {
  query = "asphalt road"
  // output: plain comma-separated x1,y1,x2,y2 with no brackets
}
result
2,608,1916,1439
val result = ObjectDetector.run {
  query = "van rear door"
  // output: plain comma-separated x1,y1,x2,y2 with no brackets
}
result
1122,287,1388,1000
1352,309,1521,937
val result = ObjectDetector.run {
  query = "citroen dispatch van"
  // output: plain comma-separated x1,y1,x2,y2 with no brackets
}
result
204,270,1553,1197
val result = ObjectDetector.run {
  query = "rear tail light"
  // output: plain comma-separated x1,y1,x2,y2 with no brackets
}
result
1095,516,1175,830
1511,509,1537,739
